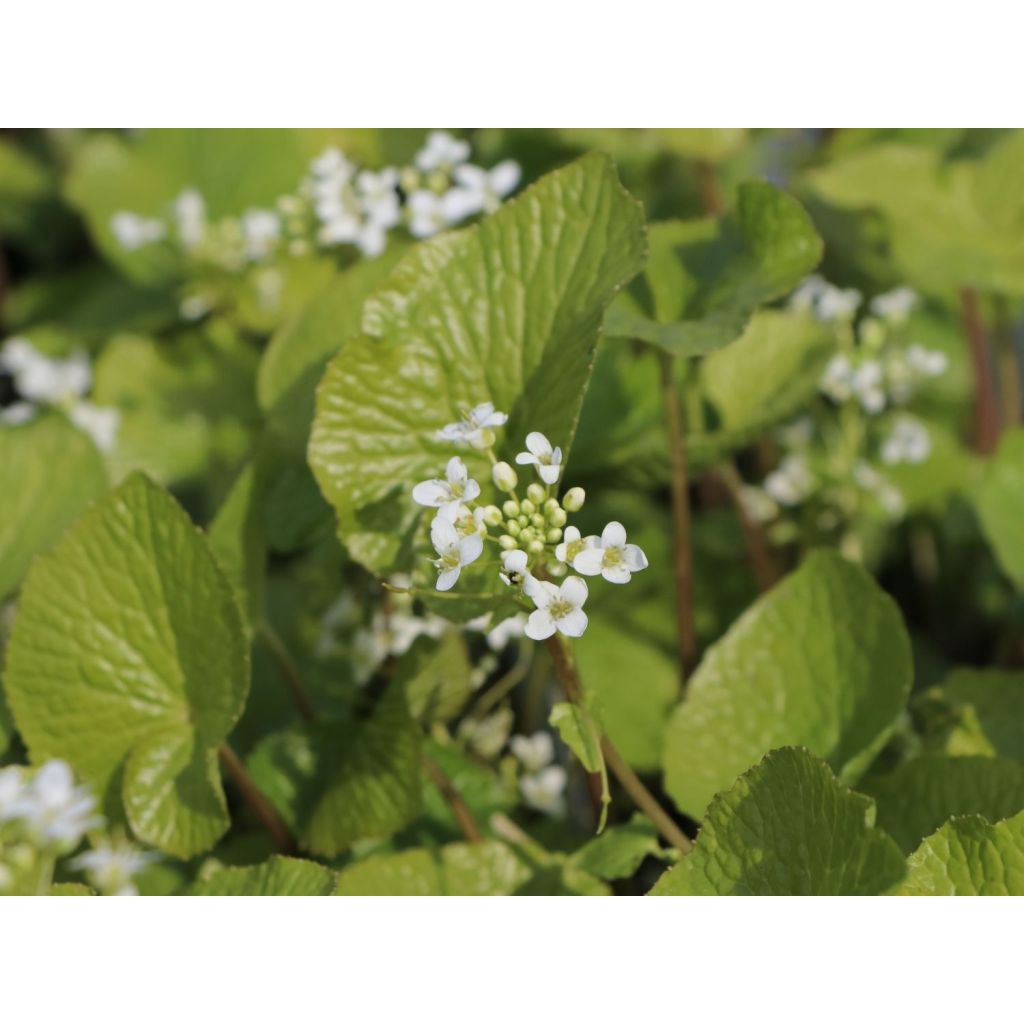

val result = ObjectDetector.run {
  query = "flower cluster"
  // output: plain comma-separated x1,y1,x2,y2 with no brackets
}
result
411,403,649,641
108,132,521,309
0,336,119,452
510,732,567,817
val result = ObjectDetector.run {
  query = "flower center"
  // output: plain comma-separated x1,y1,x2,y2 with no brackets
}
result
450,481,465,498
549,598,573,620
602,546,623,568
441,549,461,569
566,539,585,561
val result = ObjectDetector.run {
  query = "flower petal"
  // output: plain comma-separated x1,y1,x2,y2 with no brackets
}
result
458,533,484,566
601,521,627,547
515,452,538,466
524,576,558,608
571,548,604,576
446,456,468,484
525,610,556,641
412,480,449,507
538,464,561,485
558,609,588,637
430,515,459,552
502,549,528,573
602,565,631,585
525,431,552,457
463,479,481,503
436,567,461,591
560,576,588,607
622,543,648,571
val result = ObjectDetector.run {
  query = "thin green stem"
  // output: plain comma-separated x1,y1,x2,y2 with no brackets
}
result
422,755,482,843
258,621,316,724
219,745,296,855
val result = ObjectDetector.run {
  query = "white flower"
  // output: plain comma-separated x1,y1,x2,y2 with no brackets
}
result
515,432,562,485
881,417,931,465
0,401,35,426
510,732,554,773
854,461,904,517
0,765,25,820
777,417,815,450
740,486,779,524
458,708,513,760
110,211,166,250
414,130,471,173
523,576,588,640
452,161,521,214
437,402,508,448
241,209,280,261
790,275,861,321
851,360,885,413
870,287,918,324
487,612,527,651
174,189,206,250
406,188,478,237
69,402,119,453
571,521,648,584
430,514,483,591
356,168,401,229
499,549,529,587
764,454,814,506
5,760,101,850
2,340,91,407
520,765,567,817
553,525,589,565
413,456,481,512
905,344,949,378
820,354,854,402
311,147,355,181
72,837,157,897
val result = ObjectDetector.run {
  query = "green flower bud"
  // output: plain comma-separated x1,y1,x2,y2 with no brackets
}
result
547,559,568,578
527,539,545,555
492,462,518,493
549,507,567,527
473,427,496,450
546,527,563,543
506,519,521,537
520,499,536,515
498,535,518,550
481,505,503,527
544,497,560,517
530,513,545,529
519,527,535,543
527,482,547,505
517,514,530,527
502,499,520,518
562,487,586,512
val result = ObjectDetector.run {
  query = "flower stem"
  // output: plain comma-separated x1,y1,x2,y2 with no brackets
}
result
218,744,296,855
543,636,693,854
993,295,1021,428
258,621,316,725
422,755,482,843
718,460,781,592
960,286,1001,454
659,352,698,678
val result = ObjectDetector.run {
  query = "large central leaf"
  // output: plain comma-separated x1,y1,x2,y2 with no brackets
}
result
308,153,646,575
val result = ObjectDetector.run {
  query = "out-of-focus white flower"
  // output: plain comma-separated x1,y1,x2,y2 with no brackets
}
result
0,401,35,426
881,417,931,465
851,360,885,414
523,576,588,640
72,837,157,896
110,211,166,250
68,402,119,453
406,188,477,237
356,168,401,228
870,287,918,324
854,461,905,517
487,612,527,651
414,130,471,173
3,342,91,406
437,402,508,449
520,765,567,817
413,456,481,512
311,147,355,181
764,454,814,506
905,344,949,378
452,161,521,213
179,294,213,321
241,209,281,262
0,765,25,820
430,514,483,591
740,486,779,524
515,431,562,485
572,521,648,585
820,353,855,403
459,708,514,760
777,417,815,450
174,189,206,250
510,732,555,773
5,761,101,850
790,275,861,321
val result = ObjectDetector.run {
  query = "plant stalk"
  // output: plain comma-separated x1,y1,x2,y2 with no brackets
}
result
258,621,316,725
960,287,1001,453
422,755,482,843
218,744,296,855
718,460,781,592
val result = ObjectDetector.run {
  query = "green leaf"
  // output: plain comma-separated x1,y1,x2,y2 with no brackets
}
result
0,413,108,601
308,153,646,577
663,550,913,818
898,812,1024,895
649,747,906,895
652,128,747,163
50,883,94,896
549,699,610,832
257,250,407,412
974,428,1024,589
861,756,1024,854
570,816,669,881
399,631,473,724
573,617,677,772
604,181,822,357
939,668,1024,760
4,473,249,857
188,856,336,896
247,686,421,856
334,840,531,896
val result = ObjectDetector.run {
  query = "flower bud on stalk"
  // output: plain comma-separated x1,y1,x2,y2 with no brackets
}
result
562,487,585,512
492,462,518,492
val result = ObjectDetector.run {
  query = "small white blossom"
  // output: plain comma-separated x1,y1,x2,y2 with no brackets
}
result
905,344,949,378
2,340,91,406
413,456,481,512
510,732,555,773
554,525,594,566
72,837,157,896
740,486,779,524
69,402,120,453
0,765,25,821
0,401,35,426
311,147,355,181
430,514,483,591
764,454,815,506
356,168,401,229
572,521,648,585
499,549,529,587
5,761,101,850
174,189,206,250
854,461,905,517
437,402,508,448
406,188,477,237
486,613,527,651
520,765,567,817
870,287,918,324
524,575,588,640
459,708,514,760
820,353,855,403
881,417,931,465
851,360,886,414
241,209,281,262
515,431,562,485
790,275,861,321
110,211,166,250
414,130,471,173
452,161,521,214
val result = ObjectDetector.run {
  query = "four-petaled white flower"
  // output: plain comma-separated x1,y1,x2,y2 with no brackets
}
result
430,514,483,592
554,525,594,566
524,575,588,640
870,286,917,324
413,456,481,513
437,402,508,448
515,431,562,485
406,188,478,238
5,760,101,850
241,209,281,262
572,521,649,585
453,161,521,214
520,765,567,816
499,549,529,587
414,130,471,173
72,837,157,897
881,417,931,465
764,454,814,506
356,168,401,229
510,732,554,773
110,211,166,251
